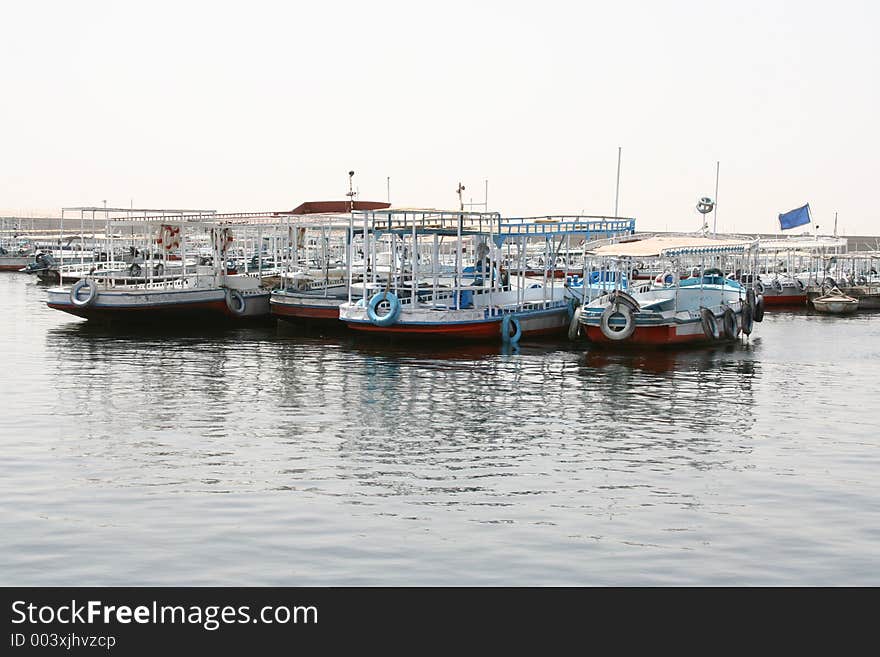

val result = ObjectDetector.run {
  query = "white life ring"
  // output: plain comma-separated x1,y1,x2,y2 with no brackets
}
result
70,279,98,308
654,271,674,286
600,304,635,341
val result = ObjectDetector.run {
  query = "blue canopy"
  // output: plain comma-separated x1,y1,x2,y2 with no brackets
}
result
779,204,811,230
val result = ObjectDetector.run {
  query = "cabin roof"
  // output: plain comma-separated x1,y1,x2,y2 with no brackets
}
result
591,235,755,257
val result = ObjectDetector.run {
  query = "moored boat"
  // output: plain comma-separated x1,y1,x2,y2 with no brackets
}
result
575,235,762,347
811,287,859,314
46,220,272,323
0,245,34,271
338,209,636,343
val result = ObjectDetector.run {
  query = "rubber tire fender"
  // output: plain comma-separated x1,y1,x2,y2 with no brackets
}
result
501,314,522,345
225,288,247,316
70,279,98,308
600,303,635,341
754,295,765,322
567,306,583,341
367,291,402,327
741,302,754,336
722,307,738,339
700,307,720,340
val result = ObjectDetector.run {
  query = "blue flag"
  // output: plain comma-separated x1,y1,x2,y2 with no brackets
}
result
778,204,811,230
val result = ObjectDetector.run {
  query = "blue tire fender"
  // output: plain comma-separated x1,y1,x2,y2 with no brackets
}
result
367,291,401,326
501,314,522,344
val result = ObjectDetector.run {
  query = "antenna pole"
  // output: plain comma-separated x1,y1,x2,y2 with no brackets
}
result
347,171,355,212
613,147,622,217
713,161,720,235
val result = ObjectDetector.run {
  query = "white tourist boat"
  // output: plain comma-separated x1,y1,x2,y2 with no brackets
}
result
337,210,636,343
576,235,762,346
46,220,271,322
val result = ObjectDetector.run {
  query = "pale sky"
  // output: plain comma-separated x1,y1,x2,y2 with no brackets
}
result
2,0,878,234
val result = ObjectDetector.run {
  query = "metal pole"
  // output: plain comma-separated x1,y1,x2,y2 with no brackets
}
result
713,161,720,236
387,176,390,204
613,147,622,217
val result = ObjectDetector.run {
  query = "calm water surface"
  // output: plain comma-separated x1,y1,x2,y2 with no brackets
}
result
2,273,878,585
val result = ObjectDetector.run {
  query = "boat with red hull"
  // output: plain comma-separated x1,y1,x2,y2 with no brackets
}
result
575,235,763,348
342,301,571,341
337,209,634,344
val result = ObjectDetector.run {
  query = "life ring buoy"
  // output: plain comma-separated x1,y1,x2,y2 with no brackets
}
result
567,306,583,341
631,268,640,279
225,288,247,315
128,262,142,278
741,302,754,336
501,314,522,344
367,291,401,326
722,307,738,339
700,308,720,340
70,279,98,308
600,303,635,341
755,280,765,295
654,271,674,286
754,295,765,322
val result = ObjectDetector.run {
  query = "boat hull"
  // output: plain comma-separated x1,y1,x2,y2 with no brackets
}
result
343,306,569,341
46,287,270,322
761,292,807,306
270,292,345,325
0,256,32,271
812,301,858,314
583,316,738,346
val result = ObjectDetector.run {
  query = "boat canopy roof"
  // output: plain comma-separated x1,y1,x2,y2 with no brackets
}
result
758,236,847,251
289,201,390,214
590,235,756,258
820,250,880,260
